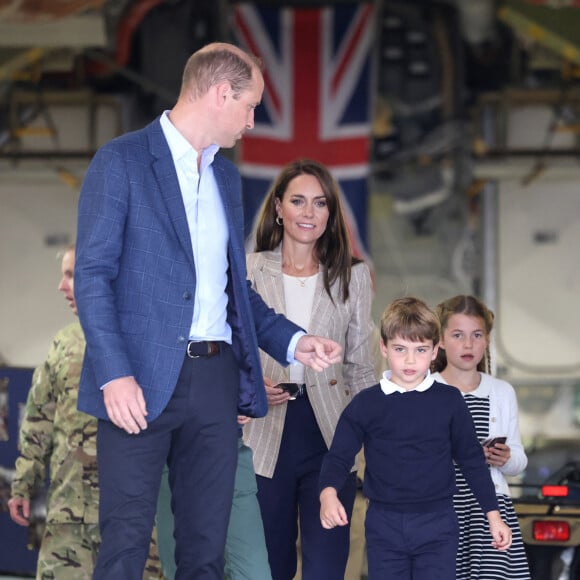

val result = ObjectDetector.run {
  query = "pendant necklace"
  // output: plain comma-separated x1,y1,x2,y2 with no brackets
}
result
283,261,318,287
295,272,318,287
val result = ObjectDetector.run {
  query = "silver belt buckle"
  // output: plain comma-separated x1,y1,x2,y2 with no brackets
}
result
187,341,200,358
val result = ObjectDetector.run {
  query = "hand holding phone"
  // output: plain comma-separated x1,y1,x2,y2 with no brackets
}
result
277,382,302,400
482,436,507,448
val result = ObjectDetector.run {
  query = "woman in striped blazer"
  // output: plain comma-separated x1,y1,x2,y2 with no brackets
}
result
244,159,377,580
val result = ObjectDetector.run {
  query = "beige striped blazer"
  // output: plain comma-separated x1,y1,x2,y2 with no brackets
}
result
243,247,377,478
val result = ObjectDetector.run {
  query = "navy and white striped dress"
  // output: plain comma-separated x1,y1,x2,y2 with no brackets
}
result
454,393,530,579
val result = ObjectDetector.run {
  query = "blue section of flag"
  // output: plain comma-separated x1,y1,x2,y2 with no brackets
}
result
234,3,374,262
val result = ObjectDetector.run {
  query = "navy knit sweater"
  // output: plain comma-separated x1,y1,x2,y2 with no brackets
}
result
319,381,499,514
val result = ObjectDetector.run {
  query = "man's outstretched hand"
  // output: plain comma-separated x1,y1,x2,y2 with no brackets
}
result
294,335,342,372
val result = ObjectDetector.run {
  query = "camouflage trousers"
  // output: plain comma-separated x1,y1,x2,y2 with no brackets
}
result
37,523,100,580
37,523,164,579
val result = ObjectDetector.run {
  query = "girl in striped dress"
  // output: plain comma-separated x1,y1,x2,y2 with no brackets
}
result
432,295,531,579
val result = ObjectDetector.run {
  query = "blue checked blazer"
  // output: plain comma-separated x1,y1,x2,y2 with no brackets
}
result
75,118,300,422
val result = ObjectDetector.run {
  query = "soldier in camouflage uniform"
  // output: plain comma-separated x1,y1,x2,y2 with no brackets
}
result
8,246,163,580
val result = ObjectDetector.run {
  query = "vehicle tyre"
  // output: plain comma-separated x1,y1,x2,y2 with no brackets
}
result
569,546,580,579
526,545,566,580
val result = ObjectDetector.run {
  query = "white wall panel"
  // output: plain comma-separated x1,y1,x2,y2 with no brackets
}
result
0,167,82,367
497,177,580,376
0,97,121,367
507,105,576,150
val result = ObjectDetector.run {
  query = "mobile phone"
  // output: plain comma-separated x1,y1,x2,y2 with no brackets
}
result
482,436,507,448
276,382,301,399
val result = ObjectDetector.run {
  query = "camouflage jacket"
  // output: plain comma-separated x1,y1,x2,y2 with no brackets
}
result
11,321,99,524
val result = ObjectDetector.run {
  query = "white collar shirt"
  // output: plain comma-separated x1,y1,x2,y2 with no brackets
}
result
379,370,435,395
160,111,231,343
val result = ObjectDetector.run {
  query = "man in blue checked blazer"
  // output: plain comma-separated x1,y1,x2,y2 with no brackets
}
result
75,42,342,580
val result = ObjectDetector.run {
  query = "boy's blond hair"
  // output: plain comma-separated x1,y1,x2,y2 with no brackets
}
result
380,297,440,345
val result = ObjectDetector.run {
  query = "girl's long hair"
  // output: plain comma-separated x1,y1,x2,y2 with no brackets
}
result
432,295,494,374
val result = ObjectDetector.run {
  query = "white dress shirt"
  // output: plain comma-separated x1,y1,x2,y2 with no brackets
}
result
160,112,231,343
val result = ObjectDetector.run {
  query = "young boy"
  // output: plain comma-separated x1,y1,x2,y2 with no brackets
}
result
319,297,512,579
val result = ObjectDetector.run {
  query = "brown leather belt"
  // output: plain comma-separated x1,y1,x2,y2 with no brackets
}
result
186,340,221,359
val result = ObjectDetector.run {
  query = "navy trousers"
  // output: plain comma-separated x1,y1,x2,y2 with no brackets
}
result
93,344,239,580
256,392,357,580
366,502,459,580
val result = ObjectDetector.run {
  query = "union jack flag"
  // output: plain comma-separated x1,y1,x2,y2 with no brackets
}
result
233,2,375,262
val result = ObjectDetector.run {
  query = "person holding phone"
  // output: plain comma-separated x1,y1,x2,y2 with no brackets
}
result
244,159,376,580
319,297,512,580
431,295,530,579
482,436,507,449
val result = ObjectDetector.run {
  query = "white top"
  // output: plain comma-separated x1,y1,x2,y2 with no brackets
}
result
380,369,434,395
160,111,230,343
283,272,318,382
432,371,528,496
